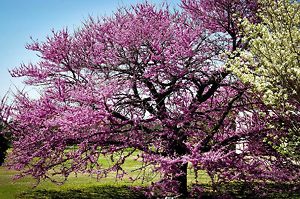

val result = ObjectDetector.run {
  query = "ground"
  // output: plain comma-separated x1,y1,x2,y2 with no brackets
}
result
0,151,299,199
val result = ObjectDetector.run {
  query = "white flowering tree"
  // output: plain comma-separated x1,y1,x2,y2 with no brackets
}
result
230,0,300,161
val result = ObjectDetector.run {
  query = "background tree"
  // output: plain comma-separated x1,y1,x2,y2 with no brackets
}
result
230,0,300,161
0,122,9,166
3,1,299,197
0,96,11,166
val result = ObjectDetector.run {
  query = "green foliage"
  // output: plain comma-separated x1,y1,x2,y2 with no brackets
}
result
230,0,300,108
229,0,300,160
0,122,9,166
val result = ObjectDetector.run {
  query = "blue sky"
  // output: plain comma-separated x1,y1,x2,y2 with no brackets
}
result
0,0,180,99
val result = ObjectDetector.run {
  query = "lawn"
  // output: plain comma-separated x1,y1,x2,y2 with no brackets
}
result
1,151,299,199
0,151,210,199
0,166,142,199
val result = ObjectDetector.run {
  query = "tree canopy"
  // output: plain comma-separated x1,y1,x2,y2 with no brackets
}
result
230,0,300,162
1,0,299,197
0,122,9,166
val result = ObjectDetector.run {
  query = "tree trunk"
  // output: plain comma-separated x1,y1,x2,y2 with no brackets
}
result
174,162,188,197
172,131,188,197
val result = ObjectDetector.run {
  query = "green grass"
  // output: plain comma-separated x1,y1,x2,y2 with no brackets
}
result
1,151,299,199
17,185,148,199
0,152,145,199
0,150,210,199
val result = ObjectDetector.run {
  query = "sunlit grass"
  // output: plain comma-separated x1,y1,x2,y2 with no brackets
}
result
0,150,211,199
3,149,298,199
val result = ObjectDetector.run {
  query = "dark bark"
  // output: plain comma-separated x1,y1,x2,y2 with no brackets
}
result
173,133,189,197
175,162,188,197
0,134,9,166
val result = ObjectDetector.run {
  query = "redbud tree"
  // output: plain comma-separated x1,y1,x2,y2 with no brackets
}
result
3,0,299,197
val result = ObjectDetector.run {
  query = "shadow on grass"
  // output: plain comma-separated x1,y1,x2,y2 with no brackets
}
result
198,182,300,199
17,182,300,199
17,185,147,199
